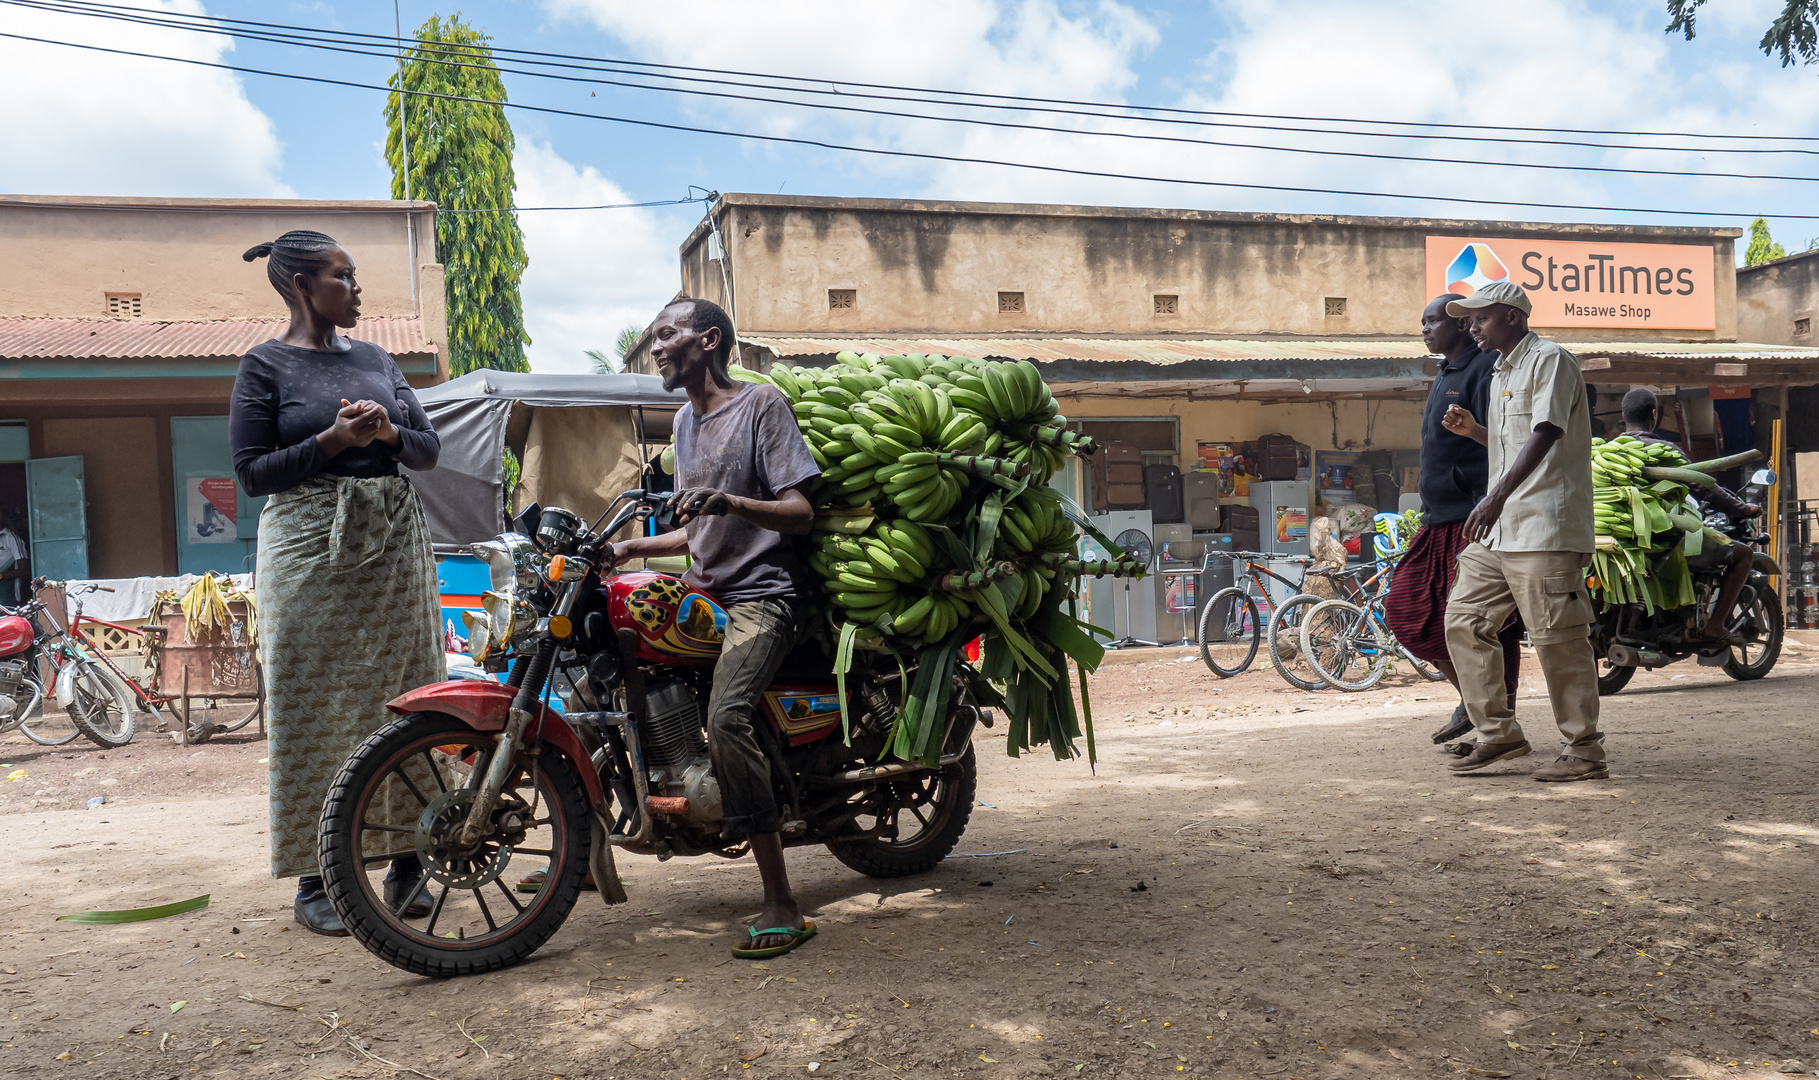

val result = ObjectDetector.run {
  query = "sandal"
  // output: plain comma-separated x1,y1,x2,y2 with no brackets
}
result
1431,705,1473,745
732,921,817,960
516,867,597,893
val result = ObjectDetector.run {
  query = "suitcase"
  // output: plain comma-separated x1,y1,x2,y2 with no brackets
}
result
1187,498,1221,531
1092,443,1144,509
1254,434,1300,481
1102,483,1146,510
1185,472,1223,530
1144,464,1184,523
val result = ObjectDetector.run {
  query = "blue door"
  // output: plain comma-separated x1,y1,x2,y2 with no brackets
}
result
172,417,263,576
25,455,89,581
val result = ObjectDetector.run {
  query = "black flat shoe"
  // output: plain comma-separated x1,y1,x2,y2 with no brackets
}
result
294,890,349,936
384,870,435,918
1432,705,1473,745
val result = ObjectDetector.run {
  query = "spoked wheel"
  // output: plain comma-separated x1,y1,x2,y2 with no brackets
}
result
67,658,136,749
181,698,263,743
827,744,976,878
320,712,590,977
1301,599,1391,691
1267,593,1328,692
1198,587,1260,678
1403,646,1449,682
13,676,80,746
1724,587,1783,681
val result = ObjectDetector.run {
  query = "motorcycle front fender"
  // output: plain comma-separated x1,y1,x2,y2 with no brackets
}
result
1751,553,1783,576
386,680,609,815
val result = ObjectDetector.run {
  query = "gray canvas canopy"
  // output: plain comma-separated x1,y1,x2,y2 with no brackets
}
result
406,369,684,550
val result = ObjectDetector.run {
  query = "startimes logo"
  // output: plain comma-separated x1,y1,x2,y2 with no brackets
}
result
1444,242,1509,296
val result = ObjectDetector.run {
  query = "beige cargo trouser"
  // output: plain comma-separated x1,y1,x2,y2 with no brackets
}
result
1443,545,1604,762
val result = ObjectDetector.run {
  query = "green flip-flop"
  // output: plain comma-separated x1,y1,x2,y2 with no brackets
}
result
731,921,817,960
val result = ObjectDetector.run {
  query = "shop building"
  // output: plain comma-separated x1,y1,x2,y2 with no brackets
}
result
628,194,1816,508
0,194,446,581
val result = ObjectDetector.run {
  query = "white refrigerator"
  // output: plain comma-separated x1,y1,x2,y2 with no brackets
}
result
1248,480,1310,558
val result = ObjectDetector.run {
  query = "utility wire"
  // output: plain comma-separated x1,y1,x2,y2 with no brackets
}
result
10,0,1817,183
12,0,1819,156
10,29,1819,221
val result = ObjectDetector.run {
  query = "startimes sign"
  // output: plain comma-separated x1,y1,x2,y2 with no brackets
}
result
1424,237,1716,330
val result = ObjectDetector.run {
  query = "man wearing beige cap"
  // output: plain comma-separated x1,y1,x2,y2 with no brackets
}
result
1437,280,1606,782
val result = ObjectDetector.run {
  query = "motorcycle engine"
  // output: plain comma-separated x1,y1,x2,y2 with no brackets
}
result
642,678,722,828
0,657,32,720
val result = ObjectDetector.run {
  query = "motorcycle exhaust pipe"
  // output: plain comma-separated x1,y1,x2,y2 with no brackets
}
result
829,749,968,785
1606,644,1666,669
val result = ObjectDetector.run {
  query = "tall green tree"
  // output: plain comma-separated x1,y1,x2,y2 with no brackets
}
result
1746,216,1788,265
1667,1,1819,66
385,14,530,376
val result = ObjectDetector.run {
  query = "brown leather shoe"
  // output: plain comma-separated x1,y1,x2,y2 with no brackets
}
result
1447,739,1532,772
1531,755,1609,782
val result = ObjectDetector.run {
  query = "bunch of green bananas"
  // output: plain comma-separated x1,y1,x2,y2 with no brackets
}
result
1587,435,1757,614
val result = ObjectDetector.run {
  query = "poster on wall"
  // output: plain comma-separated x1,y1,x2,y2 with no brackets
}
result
1424,236,1715,330
1315,451,1361,506
187,477,237,543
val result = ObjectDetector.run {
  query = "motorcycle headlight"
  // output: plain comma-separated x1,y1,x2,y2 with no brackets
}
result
461,609,494,661
474,534,542,593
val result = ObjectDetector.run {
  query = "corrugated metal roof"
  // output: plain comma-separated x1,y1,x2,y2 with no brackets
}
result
0,316,434,359
742,335,1819,366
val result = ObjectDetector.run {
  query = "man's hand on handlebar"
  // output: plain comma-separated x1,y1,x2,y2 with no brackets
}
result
668,487,733,527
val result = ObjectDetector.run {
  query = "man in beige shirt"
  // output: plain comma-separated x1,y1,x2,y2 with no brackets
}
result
1438,281,1607,782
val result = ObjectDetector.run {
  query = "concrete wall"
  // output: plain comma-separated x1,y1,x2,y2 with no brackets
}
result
682,196,1740,342
1063,394,1427,468
0,195,438,325
1738,251,1819,346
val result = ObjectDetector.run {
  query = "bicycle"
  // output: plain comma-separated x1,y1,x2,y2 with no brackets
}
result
1265,562,1382,692
36,579,264,745
1197,552,1314,678
7,583,139,748
1299,565,1447,691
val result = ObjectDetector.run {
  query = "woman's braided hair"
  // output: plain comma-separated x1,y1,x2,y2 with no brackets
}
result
242,229,340,302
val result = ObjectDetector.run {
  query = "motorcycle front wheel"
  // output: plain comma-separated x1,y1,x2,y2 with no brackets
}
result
1724,588,1783,681
320,711,591,977
827,744,976,878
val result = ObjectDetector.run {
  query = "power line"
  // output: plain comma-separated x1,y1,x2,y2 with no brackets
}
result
9,29,1819,221
13,0,1819,157
10,0,1818,185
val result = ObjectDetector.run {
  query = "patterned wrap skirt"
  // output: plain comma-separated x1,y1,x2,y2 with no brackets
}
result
257,475,445,878
1383,520,1523,690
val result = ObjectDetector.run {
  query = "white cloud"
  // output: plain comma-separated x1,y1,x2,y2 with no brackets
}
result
0,0,289,197
514,141,683,374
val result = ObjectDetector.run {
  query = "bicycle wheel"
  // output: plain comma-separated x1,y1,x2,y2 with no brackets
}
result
1267,593,1329,692
185,697,263,741
1301,599,1391,692
1198,587,1260,678
66,657,137,748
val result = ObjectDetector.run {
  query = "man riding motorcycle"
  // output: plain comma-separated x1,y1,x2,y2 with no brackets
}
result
608,296,823,960
1618,389,1759,647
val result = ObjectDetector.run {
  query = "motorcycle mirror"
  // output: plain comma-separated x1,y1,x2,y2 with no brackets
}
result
513,502,543,540
1749,468,1777,487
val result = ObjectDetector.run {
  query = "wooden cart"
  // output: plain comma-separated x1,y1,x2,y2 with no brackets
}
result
143,598,265,746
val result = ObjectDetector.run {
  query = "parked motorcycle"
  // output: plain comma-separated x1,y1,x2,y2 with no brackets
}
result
0,583,138,747
320,491,985,977
1594,467,1784,694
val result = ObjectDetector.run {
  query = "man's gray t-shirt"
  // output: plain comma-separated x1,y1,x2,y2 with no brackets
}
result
672,383,821,603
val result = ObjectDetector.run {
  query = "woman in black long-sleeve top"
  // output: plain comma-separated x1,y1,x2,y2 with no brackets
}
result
230,230,445,936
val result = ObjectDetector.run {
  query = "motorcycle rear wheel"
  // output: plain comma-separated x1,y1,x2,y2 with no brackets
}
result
320,711,591,977
826,744,976,878
1723,588,1783,682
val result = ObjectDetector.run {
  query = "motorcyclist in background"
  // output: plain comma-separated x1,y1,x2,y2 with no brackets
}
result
1617,389,1759,647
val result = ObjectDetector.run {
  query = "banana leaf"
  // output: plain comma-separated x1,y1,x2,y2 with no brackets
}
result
60,894,210,924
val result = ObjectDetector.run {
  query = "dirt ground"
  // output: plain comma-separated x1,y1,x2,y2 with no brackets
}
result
1,641,1816,1080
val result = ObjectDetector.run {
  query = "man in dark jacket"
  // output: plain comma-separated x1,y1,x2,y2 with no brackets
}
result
1619,389,1759,646
1384,294,1522,745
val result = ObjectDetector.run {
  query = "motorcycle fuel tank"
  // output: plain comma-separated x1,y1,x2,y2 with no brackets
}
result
0,615,33,659
601,572,728,665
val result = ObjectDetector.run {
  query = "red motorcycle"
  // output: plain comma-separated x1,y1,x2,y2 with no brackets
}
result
320,491,984,977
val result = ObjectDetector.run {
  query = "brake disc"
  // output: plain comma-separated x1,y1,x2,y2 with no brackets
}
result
415,789,523,890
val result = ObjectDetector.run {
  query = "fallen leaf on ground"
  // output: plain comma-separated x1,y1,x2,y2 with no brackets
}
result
170,1001,186,1013
739,1044,768,1062
59,895,210,924
979,1054,998,1062
1466,1070,1510,1078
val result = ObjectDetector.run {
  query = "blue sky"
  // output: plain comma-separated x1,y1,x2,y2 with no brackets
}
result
5,0,1819,371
